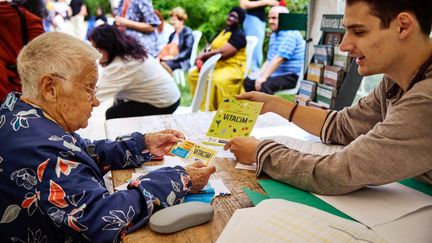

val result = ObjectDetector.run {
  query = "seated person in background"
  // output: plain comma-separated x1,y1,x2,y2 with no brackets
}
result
0,32,215,242
244,6,305,94
95,5,108,26
154,9,175,50
159,7,194,73
89,24,181,120
188,7,247,111
225,0,432,195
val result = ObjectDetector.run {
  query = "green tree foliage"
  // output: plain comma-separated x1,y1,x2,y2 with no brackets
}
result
84,0,308,43
153,0,309,45
85,0,112,16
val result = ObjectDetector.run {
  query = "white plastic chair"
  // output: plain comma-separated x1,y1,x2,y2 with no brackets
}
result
244,36,258,78
274,65,304,95
173,30,202,87
190,53,222,112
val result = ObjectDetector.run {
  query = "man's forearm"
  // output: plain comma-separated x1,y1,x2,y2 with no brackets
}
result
259,56,284,80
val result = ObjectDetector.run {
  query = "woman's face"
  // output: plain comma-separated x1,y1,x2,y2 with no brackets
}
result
170,16,184,30
226,11,240,28
52,63,100,132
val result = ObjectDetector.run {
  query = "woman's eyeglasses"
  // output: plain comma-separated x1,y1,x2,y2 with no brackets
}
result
51,73,98,102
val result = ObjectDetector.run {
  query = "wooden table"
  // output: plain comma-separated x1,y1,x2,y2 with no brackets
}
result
112,157,264,243
107,112,315,242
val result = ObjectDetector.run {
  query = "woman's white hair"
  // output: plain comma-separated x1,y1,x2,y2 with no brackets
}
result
17,32,101,98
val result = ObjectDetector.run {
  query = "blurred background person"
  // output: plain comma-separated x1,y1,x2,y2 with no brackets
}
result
159,6,193,73
69,0,87,39
154,9,175,51
188,7,247,111
95,5,108,25
52,0,69,32
115,0,161,57
0,0,44,101
244,6,305,94
89,24,181,120
240,0,279,72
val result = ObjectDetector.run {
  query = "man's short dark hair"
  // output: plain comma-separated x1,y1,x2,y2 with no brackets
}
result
346,0,432,35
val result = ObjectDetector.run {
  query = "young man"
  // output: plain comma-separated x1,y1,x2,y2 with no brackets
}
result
243,6,305,94
225,0,432,195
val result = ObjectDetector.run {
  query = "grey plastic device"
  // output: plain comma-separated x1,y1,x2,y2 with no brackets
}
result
149,202,214,234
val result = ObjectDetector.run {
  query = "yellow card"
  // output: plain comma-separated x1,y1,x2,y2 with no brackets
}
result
205,97,263,145
169,139,217,166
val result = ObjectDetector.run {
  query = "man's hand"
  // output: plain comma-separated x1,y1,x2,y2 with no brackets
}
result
224,137,259,164
185,161,216,193
254,77,266,91
144,129,185,156
236,91,277,114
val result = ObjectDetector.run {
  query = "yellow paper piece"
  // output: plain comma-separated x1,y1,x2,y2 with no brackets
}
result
169,139,217,166
205,97,263,145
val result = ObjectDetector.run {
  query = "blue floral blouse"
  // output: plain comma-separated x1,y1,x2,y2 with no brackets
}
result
0,92,191,242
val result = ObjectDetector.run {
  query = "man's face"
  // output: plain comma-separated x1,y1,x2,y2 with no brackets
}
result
54,63,100,132
268,10,279,32
340,2,400,76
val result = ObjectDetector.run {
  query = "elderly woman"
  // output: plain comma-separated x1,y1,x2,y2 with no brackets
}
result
0,32,215,242
159,7,194,73
188,7,247,111
89,24,181,119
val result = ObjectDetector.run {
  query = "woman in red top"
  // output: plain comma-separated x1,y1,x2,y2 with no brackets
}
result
0,0,44,101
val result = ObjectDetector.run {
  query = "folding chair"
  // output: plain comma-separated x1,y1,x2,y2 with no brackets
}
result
190,54,222,112
173,30,202,87
244,36,258,78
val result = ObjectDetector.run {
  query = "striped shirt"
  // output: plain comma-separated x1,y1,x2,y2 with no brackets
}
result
267,30,305,77
255,60,432,195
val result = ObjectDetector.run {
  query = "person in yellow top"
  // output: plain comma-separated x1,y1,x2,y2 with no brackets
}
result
188,7,247,111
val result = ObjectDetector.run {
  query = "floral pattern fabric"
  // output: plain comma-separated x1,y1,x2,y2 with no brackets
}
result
117,0,161,57
0,92,191,242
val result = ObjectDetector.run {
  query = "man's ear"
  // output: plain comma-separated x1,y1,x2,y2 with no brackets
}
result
39,75,58,103
396,12,414,39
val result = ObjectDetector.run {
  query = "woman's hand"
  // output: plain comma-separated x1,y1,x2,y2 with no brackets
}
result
114,16,128,27
144,129,185,156
185,161,216,193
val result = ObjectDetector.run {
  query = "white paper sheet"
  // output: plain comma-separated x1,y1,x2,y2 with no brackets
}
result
372,206,432,243
314,183,432,227
217,199,386,243
209,179,231,196
263,135,344,155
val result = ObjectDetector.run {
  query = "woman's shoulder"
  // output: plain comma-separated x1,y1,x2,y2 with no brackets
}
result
181,26,193,35
230,27,246,37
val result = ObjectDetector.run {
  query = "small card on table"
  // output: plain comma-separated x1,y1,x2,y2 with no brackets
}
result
169,139,217,166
